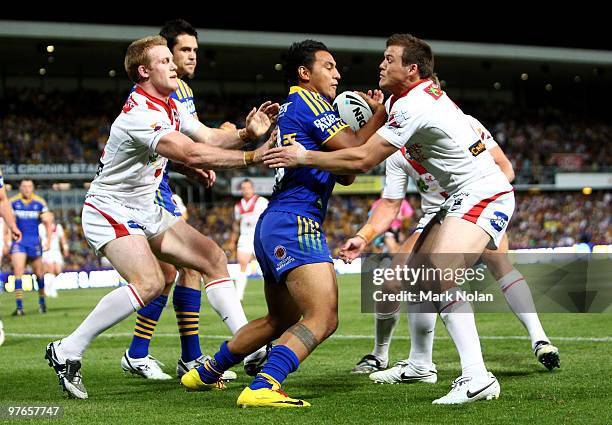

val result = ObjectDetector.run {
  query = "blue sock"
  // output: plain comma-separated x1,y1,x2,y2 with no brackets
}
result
197,341,244,384
37,275,45,306
128,294,168,358
249,345,300,390
15,278,23,310
173,285,202,362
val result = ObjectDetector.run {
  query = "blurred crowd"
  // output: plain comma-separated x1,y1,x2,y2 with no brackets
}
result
1,89,610,184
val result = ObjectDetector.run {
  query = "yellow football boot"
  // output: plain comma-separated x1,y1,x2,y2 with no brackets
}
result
180,368,225,391
236,374,310,408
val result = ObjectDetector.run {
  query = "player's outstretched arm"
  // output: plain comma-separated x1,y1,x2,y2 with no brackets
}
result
156,131,269,169
191,101,279,149
339,198,402,263
263,133,398,175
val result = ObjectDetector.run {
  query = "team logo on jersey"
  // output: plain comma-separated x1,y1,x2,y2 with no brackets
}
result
274,245,287,260
490,211,509,232
122,96,138,113
449,197,463,212
468,140,486,157
424,83,443,100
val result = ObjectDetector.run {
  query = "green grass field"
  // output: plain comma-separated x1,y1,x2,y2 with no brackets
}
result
1,275,611,425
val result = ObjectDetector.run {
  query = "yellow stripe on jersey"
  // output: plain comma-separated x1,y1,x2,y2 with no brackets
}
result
297,215,304,251
313,220,322,252
177,80,187,99
297,91,320,117
321,123,349,145
313,93,332,112
303,91,326,114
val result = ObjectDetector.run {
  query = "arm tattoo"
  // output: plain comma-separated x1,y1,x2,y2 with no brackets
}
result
287,322,318,354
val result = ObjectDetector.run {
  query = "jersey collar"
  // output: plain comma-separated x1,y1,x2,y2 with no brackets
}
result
389,79,429,110
135,86,176,121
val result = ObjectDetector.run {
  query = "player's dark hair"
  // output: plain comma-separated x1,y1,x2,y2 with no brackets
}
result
241,178,253,186
159,19,198,52
386,33,434,79
283,40,330,85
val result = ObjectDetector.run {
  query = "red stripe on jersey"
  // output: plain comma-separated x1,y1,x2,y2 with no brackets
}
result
127,284,145,308
461,189,514,224
146,100,161,112
135,86,175,122
84,202,130,239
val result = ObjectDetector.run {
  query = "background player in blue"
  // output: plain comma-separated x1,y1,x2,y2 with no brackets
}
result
121,19,267,381
181,40,387,407
10,179,53,315
0,167,22,346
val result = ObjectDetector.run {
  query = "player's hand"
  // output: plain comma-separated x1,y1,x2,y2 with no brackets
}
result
10,225,22,242
262,136,306,168
339,236,367,263
192,169,216,188
356,90,385,111
245,101,280,139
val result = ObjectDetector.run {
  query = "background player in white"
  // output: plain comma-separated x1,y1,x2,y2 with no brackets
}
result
348,116,558,381
0,167,22,347
44,35,278,399
39,212,69,298
230,178,268,301
264,33,516,404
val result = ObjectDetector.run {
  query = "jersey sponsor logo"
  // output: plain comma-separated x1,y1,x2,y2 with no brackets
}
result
468,140,486,157
388,109,409,128
490,211,509,232
14,210,41,219
122,95,137,113
406,143,427,162
274,245,286,260
424,83,443,100
278,101,292,117
313,114,342,132
449,197,463,212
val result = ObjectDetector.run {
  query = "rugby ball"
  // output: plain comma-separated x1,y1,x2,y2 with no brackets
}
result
333,91,373,131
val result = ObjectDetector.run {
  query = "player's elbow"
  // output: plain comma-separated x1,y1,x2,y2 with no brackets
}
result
355,155,376,174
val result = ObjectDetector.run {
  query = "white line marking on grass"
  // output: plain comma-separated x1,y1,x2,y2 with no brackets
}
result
6,333,612,342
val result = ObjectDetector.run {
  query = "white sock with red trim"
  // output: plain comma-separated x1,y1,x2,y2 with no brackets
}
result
438,287,488,379
499,268,548,348
204,277,248,334
58,284,143,361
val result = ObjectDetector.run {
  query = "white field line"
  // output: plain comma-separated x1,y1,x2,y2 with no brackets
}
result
5,333,612,343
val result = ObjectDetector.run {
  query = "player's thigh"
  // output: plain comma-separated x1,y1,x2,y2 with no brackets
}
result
431,216,490,254
11,252,27,274
149,219,227,279
285,262,338,317
104,235,163,286
481,233,513,280
263,277,301,327
30,256,44,275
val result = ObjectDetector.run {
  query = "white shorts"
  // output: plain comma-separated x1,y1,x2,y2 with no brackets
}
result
82,195,180,254
43,250,64,266
440,185,515,249
237,234,255,256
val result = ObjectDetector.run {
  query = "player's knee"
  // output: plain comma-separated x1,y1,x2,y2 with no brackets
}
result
201,245,228,277
322,311,339,338
131,269,165,302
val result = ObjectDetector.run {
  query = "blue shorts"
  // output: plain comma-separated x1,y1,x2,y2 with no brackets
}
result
254,211,332,284
155,173,182,217
10,240,42,258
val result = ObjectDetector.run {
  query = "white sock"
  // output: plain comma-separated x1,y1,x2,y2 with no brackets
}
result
205,278,248,334
372,311,399,363
438,288,488,379
235,271,248,301
499,268,548,348
59,284,143,361
407,303,437,367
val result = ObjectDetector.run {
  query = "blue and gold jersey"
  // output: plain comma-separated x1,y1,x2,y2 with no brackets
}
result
151,79,198,215
269,86,349,221
11,194,48,242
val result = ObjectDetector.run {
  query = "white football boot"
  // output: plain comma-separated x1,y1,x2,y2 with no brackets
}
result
432,372,500,405
121,350,172,380
369,360,437,384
